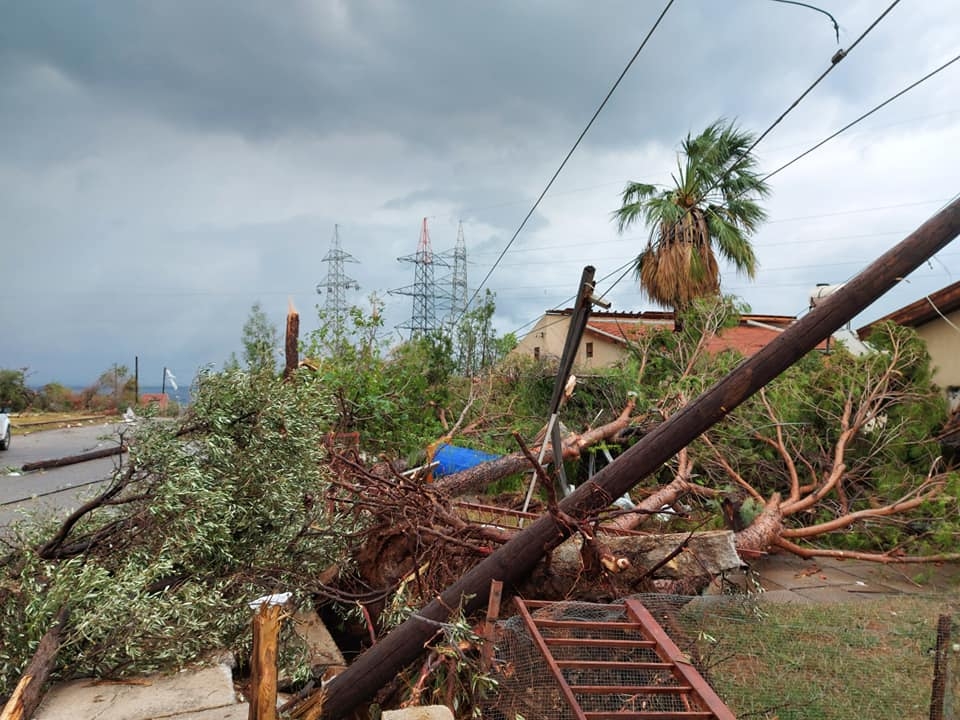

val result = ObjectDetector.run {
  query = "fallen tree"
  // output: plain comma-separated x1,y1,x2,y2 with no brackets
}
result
433,396,637,497
296,194,960,720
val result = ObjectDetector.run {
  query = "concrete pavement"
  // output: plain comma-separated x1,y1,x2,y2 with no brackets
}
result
730,551,960,603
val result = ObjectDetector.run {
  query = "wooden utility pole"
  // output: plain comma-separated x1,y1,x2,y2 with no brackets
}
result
308,198,960,720
521,266,607,513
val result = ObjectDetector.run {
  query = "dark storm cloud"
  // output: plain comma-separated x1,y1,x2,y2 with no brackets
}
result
2,1,958,387
1,0,878,151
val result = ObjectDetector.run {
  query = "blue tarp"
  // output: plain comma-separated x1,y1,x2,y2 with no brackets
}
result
432,443,500,477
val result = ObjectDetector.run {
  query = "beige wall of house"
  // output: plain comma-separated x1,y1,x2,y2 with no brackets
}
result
917,308,960,389
513,313,572,364
512,313,629,369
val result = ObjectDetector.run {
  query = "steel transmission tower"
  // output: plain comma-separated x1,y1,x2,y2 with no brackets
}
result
316,224,360,333
440,221,469,328
391,218,446,338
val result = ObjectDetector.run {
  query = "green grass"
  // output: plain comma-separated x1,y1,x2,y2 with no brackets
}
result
681,596,957,719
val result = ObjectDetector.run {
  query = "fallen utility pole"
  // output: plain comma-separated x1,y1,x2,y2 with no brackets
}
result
521,265,609,514
22,445,126,472
307,198,960,720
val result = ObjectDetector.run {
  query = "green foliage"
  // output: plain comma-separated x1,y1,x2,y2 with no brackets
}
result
0,368,33,411
304,300,423,454
304,294,515,457
454,290,516,375
36,382,77,412
0,368,360,694
241,301,279,374
633,302,957,554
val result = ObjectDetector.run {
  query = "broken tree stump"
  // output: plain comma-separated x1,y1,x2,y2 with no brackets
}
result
0,607,68,720
285,301,300,380
248,603,284,720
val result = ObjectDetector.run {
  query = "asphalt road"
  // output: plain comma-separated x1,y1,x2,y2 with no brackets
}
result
0,421,128,529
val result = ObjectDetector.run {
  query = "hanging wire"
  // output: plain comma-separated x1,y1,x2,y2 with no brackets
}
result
456,0,677,324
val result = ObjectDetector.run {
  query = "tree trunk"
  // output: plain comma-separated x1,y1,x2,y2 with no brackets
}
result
285,305,300,380
733,493,783,555
248,604,283,720
306,198,960,720
0,607,68,720
516,530,742,601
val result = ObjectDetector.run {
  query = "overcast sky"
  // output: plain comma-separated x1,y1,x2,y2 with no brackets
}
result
2,1,959,388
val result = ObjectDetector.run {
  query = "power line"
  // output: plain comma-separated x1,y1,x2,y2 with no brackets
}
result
766,198,952,224
602,0,903,315
470,0,902,322
508,258,638,335
747,0,901,155
655,0,902,218
457,0,676,324
762,52,960,183
766,1,840,43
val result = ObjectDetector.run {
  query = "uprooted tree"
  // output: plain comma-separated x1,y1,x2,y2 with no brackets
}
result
604,299,959,562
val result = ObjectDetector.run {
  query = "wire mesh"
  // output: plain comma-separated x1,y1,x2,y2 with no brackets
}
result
480,590,959,720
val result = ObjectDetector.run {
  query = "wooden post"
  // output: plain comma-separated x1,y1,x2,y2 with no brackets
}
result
521,266,597,514
22,445,126,472
249,603,284,720
930,614,954,720
311,197,960,720
481,580,503,672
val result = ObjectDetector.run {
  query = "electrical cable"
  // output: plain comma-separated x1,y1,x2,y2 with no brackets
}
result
746,0,901,155
620,0,902,244
766,0,840,43
508,257,638,335
762,52,960,183
456,0,676,324
501,1,912,340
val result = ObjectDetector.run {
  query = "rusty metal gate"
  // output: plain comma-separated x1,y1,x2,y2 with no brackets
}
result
513,597,736,720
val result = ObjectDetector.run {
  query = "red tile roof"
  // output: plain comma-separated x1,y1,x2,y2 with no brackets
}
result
580,312,824,357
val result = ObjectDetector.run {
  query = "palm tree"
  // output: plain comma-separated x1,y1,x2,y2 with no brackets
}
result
614,119,769,327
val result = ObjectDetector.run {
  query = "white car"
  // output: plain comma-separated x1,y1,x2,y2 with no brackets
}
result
0,409,10,451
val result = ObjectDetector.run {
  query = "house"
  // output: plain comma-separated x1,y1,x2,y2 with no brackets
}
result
513,309,822,369
858,279,960,401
